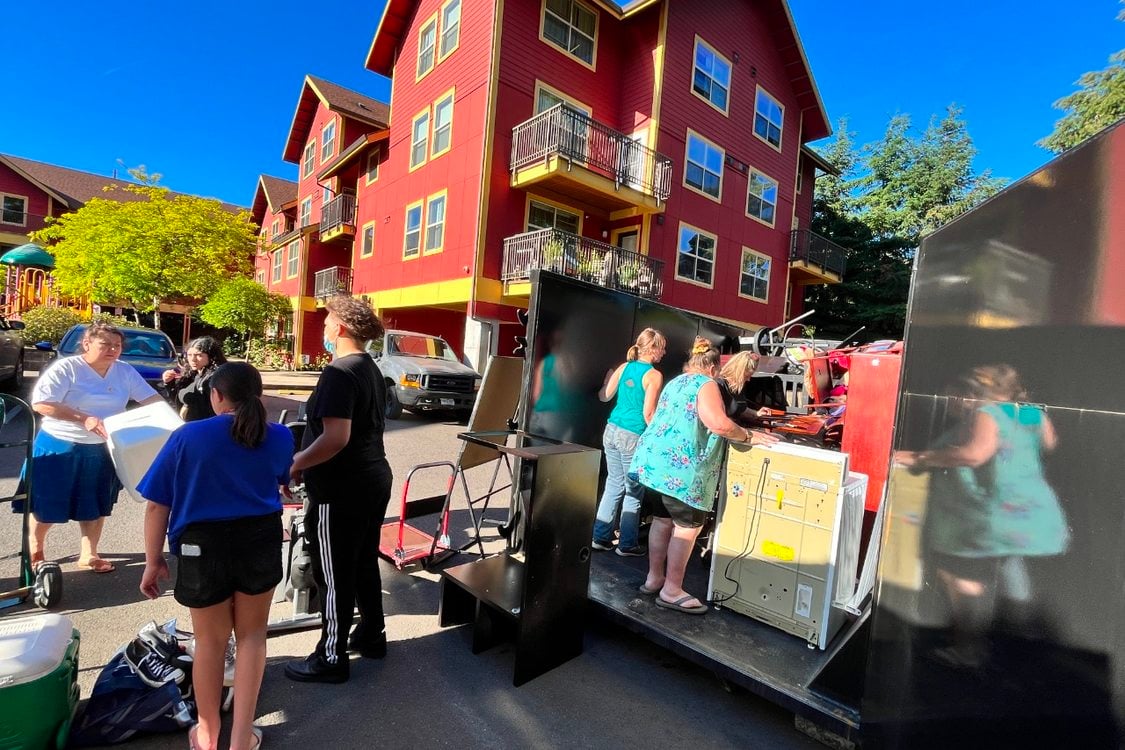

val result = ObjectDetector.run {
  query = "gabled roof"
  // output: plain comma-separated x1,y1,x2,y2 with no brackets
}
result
364,0,828,140
0,154,245,213
800,145,838,176
317,131,390,181
282,75,391,164
251,175,299,227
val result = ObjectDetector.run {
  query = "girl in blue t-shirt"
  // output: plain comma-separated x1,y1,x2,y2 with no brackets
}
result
138,362,293,750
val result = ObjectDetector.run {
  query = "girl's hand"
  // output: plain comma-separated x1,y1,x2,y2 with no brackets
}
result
161,369,178,384
140,557,169,600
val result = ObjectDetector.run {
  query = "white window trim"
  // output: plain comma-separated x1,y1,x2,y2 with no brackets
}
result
431,90,455,159
416,14,438,80
270,219,280,238
0,193,28,227
271,250,283,283
321,120,337,162
674,222,716,289
299,197,313,228
738,246,770,303
286,240,300,279
533,80,592,117
410,109,430,171
539,0,598,71
746,169,780,228
439,0,461,60
360,222,376,258
424,191,448,255
302,142,316,177
403,201,424,259
691,36,731,116
753,84,785,152
682,130,724,204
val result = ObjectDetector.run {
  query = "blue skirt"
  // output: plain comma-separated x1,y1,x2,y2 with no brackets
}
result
14,431,123,523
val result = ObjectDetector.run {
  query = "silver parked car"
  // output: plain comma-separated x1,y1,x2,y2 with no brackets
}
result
367,329,481,419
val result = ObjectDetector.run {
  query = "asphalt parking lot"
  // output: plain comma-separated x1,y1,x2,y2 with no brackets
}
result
0,371,819,750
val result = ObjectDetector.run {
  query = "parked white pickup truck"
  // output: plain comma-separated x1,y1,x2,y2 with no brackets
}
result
367,329,481,419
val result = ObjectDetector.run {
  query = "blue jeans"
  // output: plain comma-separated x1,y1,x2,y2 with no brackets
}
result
593,423,645,550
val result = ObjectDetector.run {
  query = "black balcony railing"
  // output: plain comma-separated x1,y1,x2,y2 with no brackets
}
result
502,228,664,300
320,194,356,239
313,266,353,299
789,229,847,278
510,104,673,202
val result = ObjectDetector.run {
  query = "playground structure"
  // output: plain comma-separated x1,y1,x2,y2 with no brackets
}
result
0,244,89,320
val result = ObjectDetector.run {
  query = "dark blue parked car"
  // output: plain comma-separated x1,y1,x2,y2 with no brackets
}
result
56,324,178,388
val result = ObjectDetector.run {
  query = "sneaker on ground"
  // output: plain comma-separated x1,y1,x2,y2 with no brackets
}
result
137,621,193,672
591,539,615,551
125,639,186,688
615,546,647,557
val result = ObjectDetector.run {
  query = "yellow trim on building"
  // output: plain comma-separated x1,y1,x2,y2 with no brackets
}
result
471,0,505,311
370,276,473,309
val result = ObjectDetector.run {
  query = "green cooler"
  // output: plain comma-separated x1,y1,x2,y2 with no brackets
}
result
0,613,80,750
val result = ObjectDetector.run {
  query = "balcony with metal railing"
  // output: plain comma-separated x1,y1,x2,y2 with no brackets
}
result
789,229,847,284
502,228,664,300
320,195,356,243
510,104,673,216
313,265,353,300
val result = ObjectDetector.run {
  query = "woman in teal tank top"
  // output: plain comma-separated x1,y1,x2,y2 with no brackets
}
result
592,329,666,555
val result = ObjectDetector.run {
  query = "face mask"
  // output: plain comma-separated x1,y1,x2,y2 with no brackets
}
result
323,336,335,355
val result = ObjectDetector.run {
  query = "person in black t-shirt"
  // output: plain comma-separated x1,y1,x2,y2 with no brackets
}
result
284,295,391,684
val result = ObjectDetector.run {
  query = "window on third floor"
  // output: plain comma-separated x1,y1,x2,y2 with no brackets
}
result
746,170,779,226
410,110,430,170
684,131,723,201
417,16,438,79
365,148,380,184
303,141,316,177
692,37,731,115
322,187,332,206
542,0,597,68
321,121,336,162
360,222,375,258
271,250,283,283
424,192,447,254
299,197,312,228
270,219,280,238
676,223,715,287
432,92,454,158
527,199,580,234
286,239,299,278
404,202,423,259
440,0,461,59
754,86,784,150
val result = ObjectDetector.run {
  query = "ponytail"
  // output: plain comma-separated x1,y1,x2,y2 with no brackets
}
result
626,345,640,361
628,327,665,362
209,362,268,448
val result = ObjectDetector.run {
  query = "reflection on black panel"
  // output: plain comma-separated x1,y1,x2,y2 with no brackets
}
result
864,122,1125,746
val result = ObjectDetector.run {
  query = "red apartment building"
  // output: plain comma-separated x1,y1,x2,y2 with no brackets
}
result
256,0,844,367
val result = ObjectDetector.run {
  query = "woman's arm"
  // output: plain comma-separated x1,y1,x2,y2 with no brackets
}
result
33,402,108,439
290,417,352,482
912,410,999,468
140,502,171,599
1040,411,1058,452
642,368,664,424
599,363,627,402
697,380,755,443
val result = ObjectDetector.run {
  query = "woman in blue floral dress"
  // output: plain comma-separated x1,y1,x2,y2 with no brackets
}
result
629,337,780,614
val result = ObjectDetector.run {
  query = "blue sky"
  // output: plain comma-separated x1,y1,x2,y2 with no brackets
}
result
1,1,1120,206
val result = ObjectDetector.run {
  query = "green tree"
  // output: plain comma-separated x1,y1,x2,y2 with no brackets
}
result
1040,3,1125,153
31,175,256,329
805,108,1003,338
197,277,291,355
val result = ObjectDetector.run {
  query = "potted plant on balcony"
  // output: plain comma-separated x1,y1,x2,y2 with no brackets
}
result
616,263,639,292
578,256,604,283
541,236,579,277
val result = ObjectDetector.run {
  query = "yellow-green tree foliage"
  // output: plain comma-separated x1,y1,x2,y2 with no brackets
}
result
32,183,256,318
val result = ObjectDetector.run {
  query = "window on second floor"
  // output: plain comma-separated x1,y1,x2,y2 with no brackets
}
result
417,16,438,79
676,223,715,287
754,87,784,150
684,131,723,201
360,223,375,258
440,0,461,59
299,197,312,227
747,170,779,226
739,247,770,302
527,199,580,234
256,270,265,285
271,250,283,282
303,141,316,177
404,202,423,259
321,121,336,162
365,148,380,184
322,187,332,206
542,0,597,68
432,92,454,157
692,37,731,114
425,193,447,253
286,240,300,278
410,110,430,170
1,194,27,226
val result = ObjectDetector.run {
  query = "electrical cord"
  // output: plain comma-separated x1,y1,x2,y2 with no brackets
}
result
712,456,770,606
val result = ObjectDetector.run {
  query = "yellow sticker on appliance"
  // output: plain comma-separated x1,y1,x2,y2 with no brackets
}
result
761,540,795,561
776,488,784,509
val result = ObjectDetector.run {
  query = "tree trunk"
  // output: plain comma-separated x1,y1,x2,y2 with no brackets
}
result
152,297,161,331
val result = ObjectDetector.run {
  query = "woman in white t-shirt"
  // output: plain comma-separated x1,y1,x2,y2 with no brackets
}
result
21,322,163,573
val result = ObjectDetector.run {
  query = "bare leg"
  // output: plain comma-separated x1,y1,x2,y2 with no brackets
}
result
28,517,51,562
189,599,235,750
644,518,673,591
659,524,703,606
230,590,273,750
78,517,106,563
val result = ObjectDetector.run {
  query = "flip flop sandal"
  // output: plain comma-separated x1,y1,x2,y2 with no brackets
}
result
655,594,708,615
77,557,116,574
638,583,662,595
